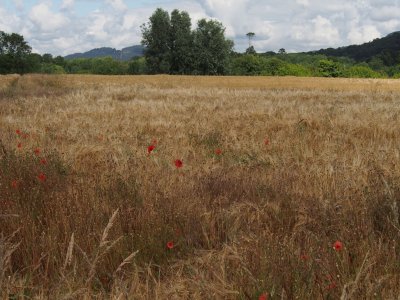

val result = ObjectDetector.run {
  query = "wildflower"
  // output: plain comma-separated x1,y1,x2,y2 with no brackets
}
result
166,241,174,249
152,139,158,145
326,281,337,290
300,254,309,261
259,293,268,300
40,158,47,165
22,134,29,139
147,144,156,154
34,148,41,155
215,148,222,155
174,159,183,168
38,173,46,182
264,138,270,145
17,143,22,149
16,129,21,135
333,240,343,251
11,180,18,188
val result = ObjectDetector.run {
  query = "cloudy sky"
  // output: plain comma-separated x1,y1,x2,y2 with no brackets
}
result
0,0,399,56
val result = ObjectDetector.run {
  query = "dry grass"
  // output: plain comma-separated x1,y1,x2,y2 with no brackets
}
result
1,74,400,299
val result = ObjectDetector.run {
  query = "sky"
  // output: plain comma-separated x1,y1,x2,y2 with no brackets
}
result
0,0,399,56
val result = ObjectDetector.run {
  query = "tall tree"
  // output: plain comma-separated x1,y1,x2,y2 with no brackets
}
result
141,8,171,74
169,9,193,74
193,19,234,75
246,32,255,48
0,31,32,74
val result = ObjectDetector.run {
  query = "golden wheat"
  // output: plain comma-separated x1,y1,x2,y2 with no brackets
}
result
0,74,400,299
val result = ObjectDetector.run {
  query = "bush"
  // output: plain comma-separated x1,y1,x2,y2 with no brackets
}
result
318,59,342,77
343,65,382,78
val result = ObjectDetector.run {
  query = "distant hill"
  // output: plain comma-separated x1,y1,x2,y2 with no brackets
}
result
65,45,144,61
309,31,400,65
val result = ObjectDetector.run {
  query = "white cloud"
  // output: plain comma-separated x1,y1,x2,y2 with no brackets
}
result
347,25,381,44
13,0,24,10
105,0,127,11
291,16,340,48
296,0,310,6
2,0,399,55
370,6,400,21
29,3,69,32
0,7,22,33
61,0,75,10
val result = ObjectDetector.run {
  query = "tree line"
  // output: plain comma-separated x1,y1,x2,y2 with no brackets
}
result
1,8,400,78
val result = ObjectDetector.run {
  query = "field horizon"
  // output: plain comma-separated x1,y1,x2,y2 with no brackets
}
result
1,74,400,299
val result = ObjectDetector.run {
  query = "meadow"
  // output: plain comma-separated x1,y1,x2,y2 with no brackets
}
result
1,74,400,299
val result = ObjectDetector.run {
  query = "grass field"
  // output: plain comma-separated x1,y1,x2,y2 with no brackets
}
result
1,74,400,299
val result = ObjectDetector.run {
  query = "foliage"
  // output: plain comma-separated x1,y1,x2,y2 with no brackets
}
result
0,31,32,74
128,57,148,75
193,19,234,75
343,65,382,78
141,8,171,74
169,9,194,74
318,59,342,77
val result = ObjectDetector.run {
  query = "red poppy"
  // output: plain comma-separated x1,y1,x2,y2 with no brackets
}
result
147,144,156,154
40,158,47,165
259,293,268,300
215,148,222,155
264,138,270,145
166,241,174,249
34,148,41,155
16,129,21,135
333,240,343,251
11,180,18,188
300,254,309,261
174,159,183,168
38,173,46,182
326,281,337,290
17,143,22,149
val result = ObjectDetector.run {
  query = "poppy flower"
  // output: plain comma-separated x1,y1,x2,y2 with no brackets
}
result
264,138,270,145
17,143,22,149
300,254,309,261
174,159,183,168
34,148,41,155
38,173,46,182
147,144,156,154
333,240,343,251
40,158,47,165
166,241,174,249
326,281,337,290
215,148,222,155
11,180,18,189
16,129,21,135
259,293,268,300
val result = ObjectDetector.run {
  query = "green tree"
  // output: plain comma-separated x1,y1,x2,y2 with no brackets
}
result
141,8,171,74
263,57,286,75
318,59,341,77
343,65,381,78
231,54,265,75
42,53,53,63
0,31,32,74
128,57,148,74
193,19,234,75
245,46,257,55
169,9,193,74
91,57,126,74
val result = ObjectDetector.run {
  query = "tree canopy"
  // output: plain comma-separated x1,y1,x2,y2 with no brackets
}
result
141,9,233,75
